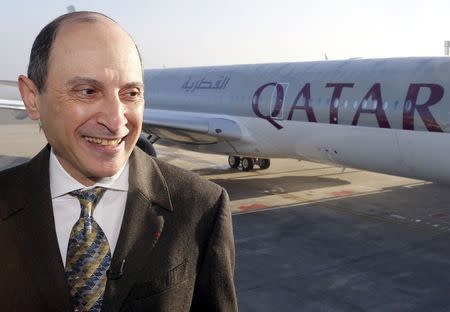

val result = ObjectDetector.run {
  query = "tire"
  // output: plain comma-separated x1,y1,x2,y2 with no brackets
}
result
258,158,271,169
136,135,157,157
242,157,254,171
228,156,240,168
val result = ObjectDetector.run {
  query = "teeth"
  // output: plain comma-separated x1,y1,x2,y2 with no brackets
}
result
84,136,122,146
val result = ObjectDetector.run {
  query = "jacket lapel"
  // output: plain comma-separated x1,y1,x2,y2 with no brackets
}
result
102,148,173,311
15,146,73,310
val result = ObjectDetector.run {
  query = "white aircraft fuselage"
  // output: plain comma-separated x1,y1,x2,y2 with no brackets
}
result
142,57,450,183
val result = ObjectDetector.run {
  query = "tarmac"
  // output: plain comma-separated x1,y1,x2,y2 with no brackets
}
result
2,110,450,311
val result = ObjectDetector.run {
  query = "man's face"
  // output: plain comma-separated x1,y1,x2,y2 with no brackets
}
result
35,19,144,185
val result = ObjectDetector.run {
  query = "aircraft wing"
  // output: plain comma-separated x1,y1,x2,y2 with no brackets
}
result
0,98,27,119
0,80,18,87
0,99,25,111
0,80,25,111
142,109,243,144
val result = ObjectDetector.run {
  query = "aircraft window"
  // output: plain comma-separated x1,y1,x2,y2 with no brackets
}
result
334,99,339,108
405,100,412,112
362,100,368,109
383,101,389,110
373,100,378,109
353,100,358,109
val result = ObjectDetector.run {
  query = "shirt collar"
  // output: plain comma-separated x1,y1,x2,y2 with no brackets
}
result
49,148,129,199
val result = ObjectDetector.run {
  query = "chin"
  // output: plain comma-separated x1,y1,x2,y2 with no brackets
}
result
103,163,125,176
86,158,127,179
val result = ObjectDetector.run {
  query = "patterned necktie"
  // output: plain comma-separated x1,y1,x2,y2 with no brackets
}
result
65,187,111,312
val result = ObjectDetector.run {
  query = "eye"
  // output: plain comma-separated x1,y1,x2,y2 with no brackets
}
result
121,88,143,101
128,90,139,97
73,85,98,98
81,88,96,96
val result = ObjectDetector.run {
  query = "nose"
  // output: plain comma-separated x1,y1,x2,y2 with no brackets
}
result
97,93,127,134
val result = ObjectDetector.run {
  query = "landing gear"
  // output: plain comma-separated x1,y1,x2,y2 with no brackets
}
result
227,156,271,171
228,156,240,168
241,157,254,171
258,158,271,169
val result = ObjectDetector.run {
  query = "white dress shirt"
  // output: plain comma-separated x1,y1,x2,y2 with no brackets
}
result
49,149,129,266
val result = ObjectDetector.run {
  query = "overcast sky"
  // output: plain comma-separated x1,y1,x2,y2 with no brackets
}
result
1,0,450,79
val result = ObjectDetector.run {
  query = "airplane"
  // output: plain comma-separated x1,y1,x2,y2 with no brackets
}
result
2,57,450,184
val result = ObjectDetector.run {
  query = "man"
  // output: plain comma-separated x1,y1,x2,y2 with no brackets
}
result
0,11,237,312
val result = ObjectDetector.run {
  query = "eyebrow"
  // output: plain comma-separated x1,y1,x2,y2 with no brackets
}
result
65,77,144,90
122,82,145,90
65,77,103,88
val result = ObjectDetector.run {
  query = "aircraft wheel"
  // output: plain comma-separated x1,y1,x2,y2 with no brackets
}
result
242,158,254,171
136,134,157,157
228,156,240,169
258,158,271,169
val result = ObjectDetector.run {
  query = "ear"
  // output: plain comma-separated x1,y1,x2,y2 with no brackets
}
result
18,75,41,120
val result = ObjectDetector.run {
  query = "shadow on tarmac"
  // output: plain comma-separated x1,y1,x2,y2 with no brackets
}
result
192,164,355,177
212,175,350,201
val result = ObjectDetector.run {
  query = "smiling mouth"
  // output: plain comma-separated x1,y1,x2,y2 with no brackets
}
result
83,136,125,146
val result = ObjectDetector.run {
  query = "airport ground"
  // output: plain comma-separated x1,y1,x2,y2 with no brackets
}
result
2,110,450,311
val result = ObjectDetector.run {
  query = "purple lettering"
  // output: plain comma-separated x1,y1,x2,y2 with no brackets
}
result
287,83,317,122
352,83,390,128
252,82,284,129
326,83,354,124
403,84,444,132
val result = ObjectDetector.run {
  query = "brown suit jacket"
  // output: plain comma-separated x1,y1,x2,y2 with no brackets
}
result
0,146,237,311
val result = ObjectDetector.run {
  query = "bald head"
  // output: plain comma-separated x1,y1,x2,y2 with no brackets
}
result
27,11,142,93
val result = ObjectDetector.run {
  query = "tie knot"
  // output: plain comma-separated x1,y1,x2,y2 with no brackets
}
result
69,187,106,216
